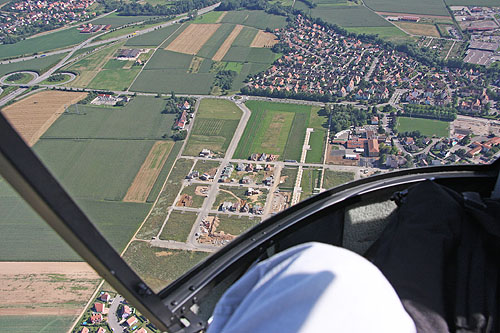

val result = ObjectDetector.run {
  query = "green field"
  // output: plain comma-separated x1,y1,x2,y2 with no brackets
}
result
300,168,322,201
345,26,410,42
126,23,182,47
43,96,177,140
159,210,198,241
197,24,236,59
88,68,141,90
147,140,184,202
193,11,225,24
136,158,194,240
145,50,193,70
130,69,215,94
219,10,287,30
232,26,259,47
0,178,151,260
123,241,209,292
396,117,450,137
0,28,89,60
0,54,66,78
310,5,393,27
184,99,242,156
213,214,260,236
0,315,75,333
235,101,325,161
322,170,355,190
364,0,450,16
0,95,183,260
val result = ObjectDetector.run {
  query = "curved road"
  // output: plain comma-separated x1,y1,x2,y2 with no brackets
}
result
0,71,39,85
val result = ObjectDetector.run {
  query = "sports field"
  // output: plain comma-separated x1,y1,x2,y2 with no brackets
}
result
184,99,242,156
364,0,450,16
0,28,89,60
1,90,87,146
396,117,450,137
234,101,325,161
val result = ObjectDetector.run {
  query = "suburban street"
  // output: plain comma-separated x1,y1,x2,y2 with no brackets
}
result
107,295,125,333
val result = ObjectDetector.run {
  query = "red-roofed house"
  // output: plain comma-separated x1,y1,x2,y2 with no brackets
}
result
90,313,103,324
174,111,187,130
121,305,132,319
126,316,138,327
94,302,105,313
136,328,147,333
100,293,111,302
97,328,106,333
366,139,380,157
80,328,89,333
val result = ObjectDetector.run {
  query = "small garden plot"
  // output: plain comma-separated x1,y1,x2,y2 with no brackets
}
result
212,214,260,236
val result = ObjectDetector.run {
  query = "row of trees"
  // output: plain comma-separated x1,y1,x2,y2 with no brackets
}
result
402,104,457,121
112,0,218,16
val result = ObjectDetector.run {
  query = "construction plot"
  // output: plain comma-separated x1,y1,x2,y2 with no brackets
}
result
250,30,278,48
213,24,244,61
165,24,220,55
123,141,174,202
1,90,87,146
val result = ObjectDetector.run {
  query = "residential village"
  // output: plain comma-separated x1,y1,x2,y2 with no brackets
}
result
1,0,97,40
73,290,160,333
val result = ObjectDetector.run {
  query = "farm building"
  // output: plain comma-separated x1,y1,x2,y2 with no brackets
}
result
174,111,188,129
117,49,141,60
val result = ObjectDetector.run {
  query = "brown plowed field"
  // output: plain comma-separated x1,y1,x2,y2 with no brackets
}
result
0,262,99,316
1,90,87,146
213,24,244,61
165,24,220,55
124,141,174,202
251,30,278,48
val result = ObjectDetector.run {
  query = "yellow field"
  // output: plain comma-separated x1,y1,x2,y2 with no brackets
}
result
1,90,87,146
213,24,244,61
393,22,440,37
251,30,278,48
123,141,174,202
165,24,220,55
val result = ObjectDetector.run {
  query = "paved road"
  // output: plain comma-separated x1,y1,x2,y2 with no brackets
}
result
107,295,125,333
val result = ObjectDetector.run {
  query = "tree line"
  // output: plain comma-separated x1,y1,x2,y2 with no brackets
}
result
402,104,456,121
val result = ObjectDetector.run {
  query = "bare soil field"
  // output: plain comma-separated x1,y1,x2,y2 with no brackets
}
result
376,11,451,19
213,25,244,61
165,24,220,55
452,115,500,137
0,262,100,316
124,141,174,202
216,11,227,23
1,91,87,146
251,30,278,48
393,22,441,37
